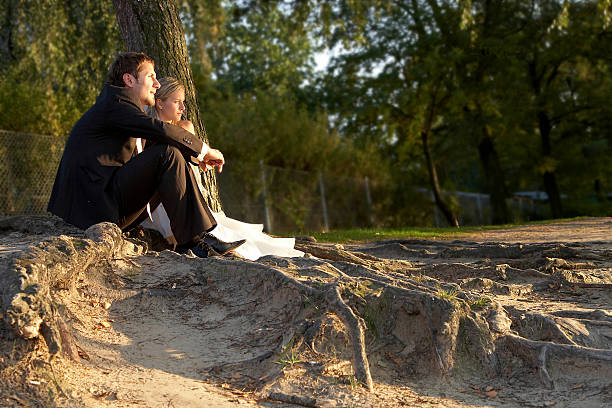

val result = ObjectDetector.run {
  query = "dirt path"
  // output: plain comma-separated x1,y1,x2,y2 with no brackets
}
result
463,217,612,243
1,217,611,407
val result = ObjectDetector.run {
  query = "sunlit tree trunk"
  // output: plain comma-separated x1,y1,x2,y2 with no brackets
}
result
113,0,222,212
419,87,459,227
421,129,459,227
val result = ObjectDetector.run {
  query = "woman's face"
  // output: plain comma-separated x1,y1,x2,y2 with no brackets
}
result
156,88,185,122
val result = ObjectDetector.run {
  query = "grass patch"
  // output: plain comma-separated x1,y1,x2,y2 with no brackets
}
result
437,288,459,300
274,348,302,368
274,339,303,368
302,217,590,243
469,297,492,309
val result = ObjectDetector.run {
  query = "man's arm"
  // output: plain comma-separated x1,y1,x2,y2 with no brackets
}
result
177,120,224,172
107,97,204,158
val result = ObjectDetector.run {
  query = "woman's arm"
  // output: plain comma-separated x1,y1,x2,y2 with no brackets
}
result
176,120,195,134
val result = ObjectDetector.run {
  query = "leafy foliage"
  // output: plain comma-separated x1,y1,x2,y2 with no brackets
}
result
0,0,121,136
1,0,610,224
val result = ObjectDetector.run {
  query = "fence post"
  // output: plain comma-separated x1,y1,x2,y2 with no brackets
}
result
430,190,442,227
259,160,272,233
476,193,483,225
318,170,329,232
364,176,374,226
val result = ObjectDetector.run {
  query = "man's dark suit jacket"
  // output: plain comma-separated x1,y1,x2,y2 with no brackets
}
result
48,84,204,230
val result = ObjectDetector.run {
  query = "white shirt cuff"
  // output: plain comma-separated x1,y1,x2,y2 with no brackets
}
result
196,143,209,162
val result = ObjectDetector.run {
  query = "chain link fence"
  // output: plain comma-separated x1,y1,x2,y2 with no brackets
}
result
0,130,547,232
0,130,64,215
217,163,376,233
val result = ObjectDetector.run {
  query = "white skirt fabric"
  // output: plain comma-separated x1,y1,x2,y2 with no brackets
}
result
141,206,304,260
208,211,304,260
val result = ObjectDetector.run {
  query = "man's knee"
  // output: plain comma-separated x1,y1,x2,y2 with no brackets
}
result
158,144,187,166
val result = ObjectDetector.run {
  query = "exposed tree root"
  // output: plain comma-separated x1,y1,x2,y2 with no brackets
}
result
267,392,317,407
1,221,144,357
550,310,612,322
294,242,373,265
503,334,612,388
325,285,374,391
2,216,612,406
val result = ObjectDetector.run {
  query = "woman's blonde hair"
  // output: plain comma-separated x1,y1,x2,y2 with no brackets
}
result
146,77,185,120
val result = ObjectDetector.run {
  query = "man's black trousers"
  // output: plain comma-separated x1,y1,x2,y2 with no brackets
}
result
111,144,216,245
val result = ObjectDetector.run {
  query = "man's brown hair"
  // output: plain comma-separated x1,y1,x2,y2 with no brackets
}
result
107,52,155,87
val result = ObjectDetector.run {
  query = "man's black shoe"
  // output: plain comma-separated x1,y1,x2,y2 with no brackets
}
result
188,240,220,258
177,240,219,258
199,233,246,255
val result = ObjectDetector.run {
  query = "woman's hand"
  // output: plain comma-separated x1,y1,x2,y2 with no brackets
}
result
201,148,224,172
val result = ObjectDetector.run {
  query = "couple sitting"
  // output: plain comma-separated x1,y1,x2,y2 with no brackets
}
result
48,52,302,260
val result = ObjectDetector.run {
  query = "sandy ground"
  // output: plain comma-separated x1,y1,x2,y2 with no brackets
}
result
1,217,611,407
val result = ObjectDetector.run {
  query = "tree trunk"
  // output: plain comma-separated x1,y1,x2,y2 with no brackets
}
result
421,130,459,227
478,133,511,225
0,0,18,69
461,0,511,225
537,111,563,218
112,0,222,212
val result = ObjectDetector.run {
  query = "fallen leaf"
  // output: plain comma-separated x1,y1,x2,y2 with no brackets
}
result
572,384,583,390
93,391,111,400
485,390,498,398
103,302,112,309
77,349,90,360
100,321,111,328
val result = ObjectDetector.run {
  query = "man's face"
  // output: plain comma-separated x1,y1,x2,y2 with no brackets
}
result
126,62,160,106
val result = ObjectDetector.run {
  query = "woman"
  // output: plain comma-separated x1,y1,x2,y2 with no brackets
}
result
141,77,303,260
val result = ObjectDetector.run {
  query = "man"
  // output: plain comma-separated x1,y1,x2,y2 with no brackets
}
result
48,52,244,257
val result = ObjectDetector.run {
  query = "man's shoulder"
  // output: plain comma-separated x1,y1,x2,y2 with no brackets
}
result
96,84,140,110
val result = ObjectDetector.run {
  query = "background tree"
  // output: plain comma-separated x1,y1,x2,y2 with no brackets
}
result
186,1,384,230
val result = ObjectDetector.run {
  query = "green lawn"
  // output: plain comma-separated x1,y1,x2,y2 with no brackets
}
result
305,217,590,243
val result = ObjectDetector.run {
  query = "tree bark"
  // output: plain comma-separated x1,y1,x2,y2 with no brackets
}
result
112,0,222,212
421,130,459,227
0,0,18,69
537,111,563,218
478,133,511,224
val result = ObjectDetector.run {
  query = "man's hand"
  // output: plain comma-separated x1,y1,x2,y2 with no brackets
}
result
200,148,224,173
